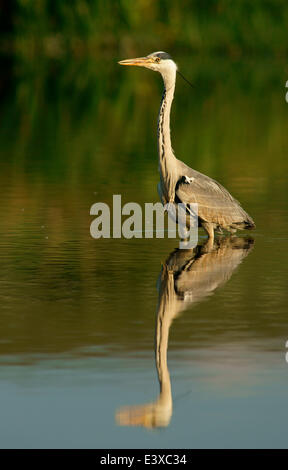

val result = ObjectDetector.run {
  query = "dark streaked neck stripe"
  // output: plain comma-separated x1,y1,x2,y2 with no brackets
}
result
158,88,167,161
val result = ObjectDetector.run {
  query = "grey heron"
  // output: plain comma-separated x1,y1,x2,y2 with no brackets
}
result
116,237,254,428
118,51,255,241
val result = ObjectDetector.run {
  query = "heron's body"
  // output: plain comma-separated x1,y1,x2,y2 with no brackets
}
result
119,52,255,241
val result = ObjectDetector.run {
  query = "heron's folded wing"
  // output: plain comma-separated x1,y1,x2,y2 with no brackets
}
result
175,173,252,227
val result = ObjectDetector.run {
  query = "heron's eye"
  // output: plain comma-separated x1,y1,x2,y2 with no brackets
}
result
155,57,161,63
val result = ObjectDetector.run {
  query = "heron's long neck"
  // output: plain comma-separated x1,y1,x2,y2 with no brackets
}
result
158,75,177,202
155,271,174,412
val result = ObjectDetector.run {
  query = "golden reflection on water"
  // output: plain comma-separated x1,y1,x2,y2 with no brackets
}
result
116,237,254,428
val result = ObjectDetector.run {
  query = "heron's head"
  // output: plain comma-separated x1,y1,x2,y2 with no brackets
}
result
118,51,177,82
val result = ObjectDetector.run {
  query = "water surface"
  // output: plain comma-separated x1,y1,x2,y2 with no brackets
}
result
0,54,287,448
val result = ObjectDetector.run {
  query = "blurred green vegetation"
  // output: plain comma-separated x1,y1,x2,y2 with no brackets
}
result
1,54,287,190
1,0,288,59
0,0,287,244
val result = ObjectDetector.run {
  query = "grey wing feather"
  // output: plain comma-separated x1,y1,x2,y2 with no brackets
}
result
175,161,255,229
175,237,254,301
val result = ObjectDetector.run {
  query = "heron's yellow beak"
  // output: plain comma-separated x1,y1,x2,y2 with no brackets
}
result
118,57,153,67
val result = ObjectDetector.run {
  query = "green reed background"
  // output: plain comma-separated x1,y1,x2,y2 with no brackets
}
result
2,0,288,57
1,0,288,237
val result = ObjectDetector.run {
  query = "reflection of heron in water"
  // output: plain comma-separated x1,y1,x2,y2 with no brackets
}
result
119,52,255,242
116,237,254,428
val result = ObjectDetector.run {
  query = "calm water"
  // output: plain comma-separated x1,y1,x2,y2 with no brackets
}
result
0,54,287,448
